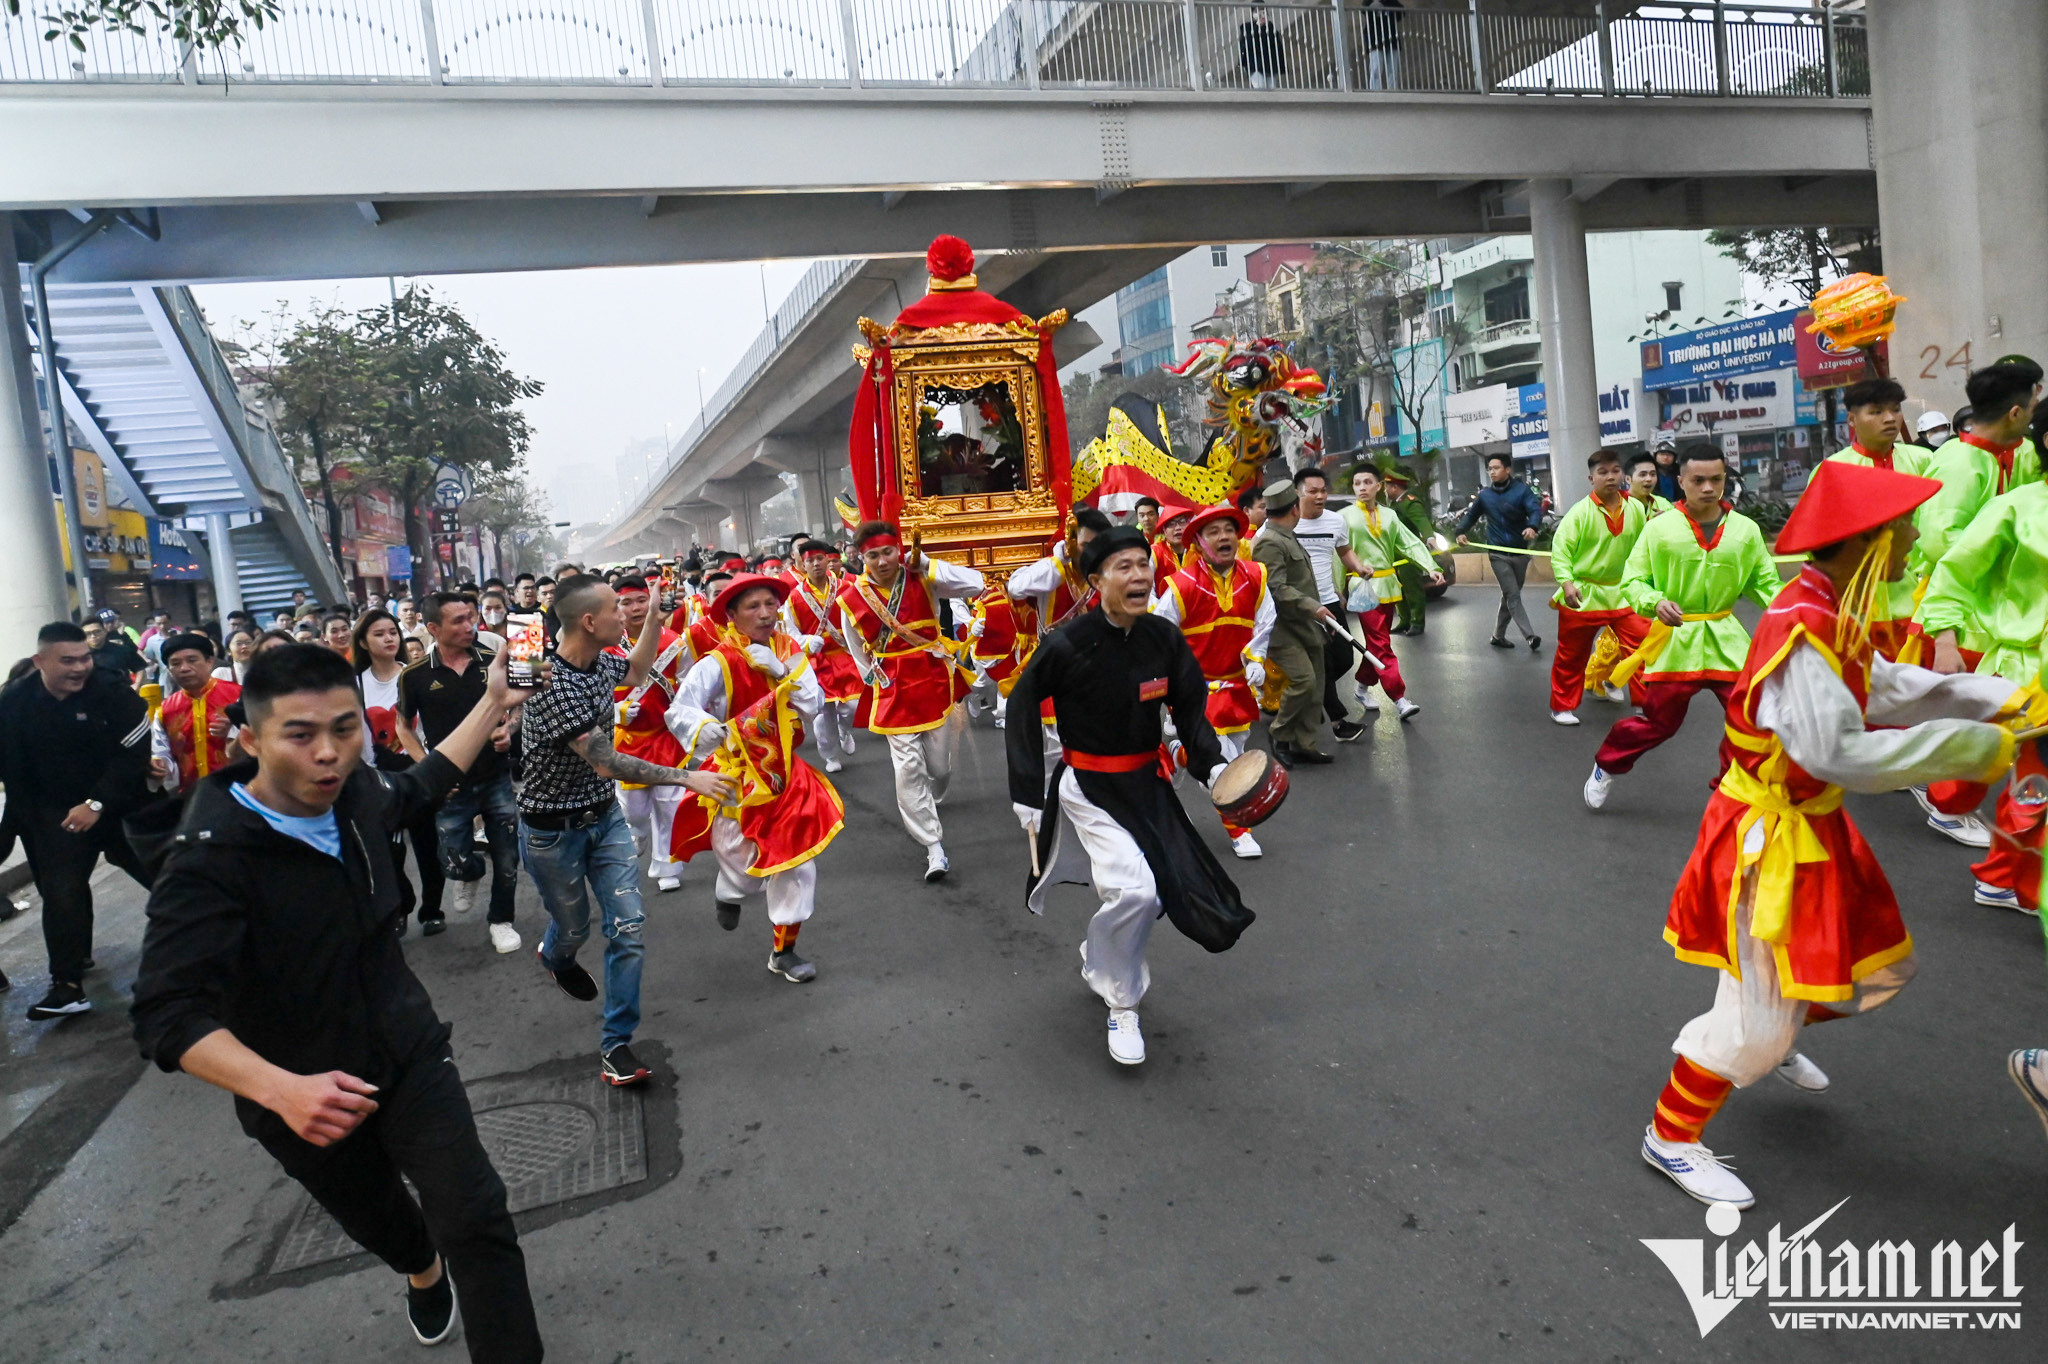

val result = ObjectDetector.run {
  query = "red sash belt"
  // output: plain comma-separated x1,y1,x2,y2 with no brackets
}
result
1063,749,1155,773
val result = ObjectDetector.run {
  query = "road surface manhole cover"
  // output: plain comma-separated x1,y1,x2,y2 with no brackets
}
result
266,1069,645,1276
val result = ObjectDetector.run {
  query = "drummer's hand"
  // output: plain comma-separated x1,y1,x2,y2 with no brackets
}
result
1012,803,1041,838
1202,765,1225,793
1243,659,1266,690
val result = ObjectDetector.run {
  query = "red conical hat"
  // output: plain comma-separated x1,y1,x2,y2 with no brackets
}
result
1186,504,1250,540
1774,459,1942,554
710,572,792,620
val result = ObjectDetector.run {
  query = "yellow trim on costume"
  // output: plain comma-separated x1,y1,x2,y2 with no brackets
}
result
1666,1075,1722,1109
1663,923,1736,975
1608,610,1734,687
1978,727,2020,785
1735,623,1846,729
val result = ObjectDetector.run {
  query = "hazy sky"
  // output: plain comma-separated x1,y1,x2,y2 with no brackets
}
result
193,259,820,527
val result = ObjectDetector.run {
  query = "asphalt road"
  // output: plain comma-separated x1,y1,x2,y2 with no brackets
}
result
0,586,2042,1362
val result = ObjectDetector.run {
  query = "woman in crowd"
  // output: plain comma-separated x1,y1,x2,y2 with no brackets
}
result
213,627,258,684
352,609,446,935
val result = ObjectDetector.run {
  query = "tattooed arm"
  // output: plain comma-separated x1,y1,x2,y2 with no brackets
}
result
567,724,732,798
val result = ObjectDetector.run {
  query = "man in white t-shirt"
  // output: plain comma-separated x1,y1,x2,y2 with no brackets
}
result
1286,466,1378,742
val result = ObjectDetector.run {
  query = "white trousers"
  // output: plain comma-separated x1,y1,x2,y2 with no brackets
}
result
1058,768,1160,1011
886,710,958,847
618,783,682,880
1673,866,1916,1087
710,814,817,926
811,698,857,762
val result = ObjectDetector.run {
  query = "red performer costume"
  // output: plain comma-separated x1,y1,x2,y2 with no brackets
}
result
784,541,864,771
607,578,690,890
1637,462,2028,1210
1151,505,1275,858
666,574,845,982
158,674,238,788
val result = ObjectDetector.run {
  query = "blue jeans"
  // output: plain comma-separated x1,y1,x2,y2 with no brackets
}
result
436,775,520,924
521,803,644,1053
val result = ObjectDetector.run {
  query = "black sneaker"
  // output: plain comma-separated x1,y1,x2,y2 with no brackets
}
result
1291,747,1334,765
1488,636,1514,649
715,901,741,932
601,1043,651,1087
405,1270,458,1346
1528,635,1544,653
26,982,89,1020
768,949,818,983
420,913,447,938
1332,720,1367,743
536,948,598,1002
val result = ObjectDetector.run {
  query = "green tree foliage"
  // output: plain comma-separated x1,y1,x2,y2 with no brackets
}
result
9,0,279,52
1705,227,1881,304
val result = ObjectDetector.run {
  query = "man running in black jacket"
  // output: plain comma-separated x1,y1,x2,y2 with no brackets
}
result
132,644,542,1359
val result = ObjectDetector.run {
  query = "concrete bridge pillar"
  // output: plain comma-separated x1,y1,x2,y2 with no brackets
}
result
1529,179,1600,496
0,215,75,650
1870,0,2048,418
755,433,841,538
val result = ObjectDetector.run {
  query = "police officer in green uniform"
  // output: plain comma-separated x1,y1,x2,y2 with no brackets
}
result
1251,479,1333,766
1381,461,1437,636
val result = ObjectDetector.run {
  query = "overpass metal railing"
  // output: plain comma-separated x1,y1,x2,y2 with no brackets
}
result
1,0,1869,96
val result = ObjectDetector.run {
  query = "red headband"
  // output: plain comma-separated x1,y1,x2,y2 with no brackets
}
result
859,532,902,551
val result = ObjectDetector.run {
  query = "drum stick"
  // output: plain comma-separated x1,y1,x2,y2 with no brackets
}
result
2012,725,2048,745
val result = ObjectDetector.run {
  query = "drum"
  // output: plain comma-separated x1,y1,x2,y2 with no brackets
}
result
1210,748,1289,828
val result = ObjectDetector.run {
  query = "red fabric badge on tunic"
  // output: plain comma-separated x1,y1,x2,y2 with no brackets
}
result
1139,677,1169,701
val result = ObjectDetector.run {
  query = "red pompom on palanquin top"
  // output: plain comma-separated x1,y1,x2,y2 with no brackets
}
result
926,234,977,291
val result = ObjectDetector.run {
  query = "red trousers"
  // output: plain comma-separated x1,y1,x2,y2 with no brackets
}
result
1593,676,1735,776
1946,739,2047,909
1550,606,1648,713
1350,602,1406,702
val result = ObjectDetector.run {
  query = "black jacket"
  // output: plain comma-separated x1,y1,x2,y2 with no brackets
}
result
0,666,151,824
131,752,462,1140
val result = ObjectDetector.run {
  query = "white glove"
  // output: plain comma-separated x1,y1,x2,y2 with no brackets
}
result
968,616,986,640
1013,802,1041,838
801,633,825,656
695,720,729,753
617,698,640,726
1244,659,1266,691
744,643,787,678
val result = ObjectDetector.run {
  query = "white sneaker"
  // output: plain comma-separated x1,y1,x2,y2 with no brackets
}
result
1974,879,2035,915
839,729,857,756
1927,811,1992,848
1641,1126,1755,1208
1583,764,1612,810
488,923,521,955
1352,684,1380,713
656,875,682,893
993,715,1006,730
452,880,478,914
824,756,844,774
1106,1008,1145,1065
1597,682,1630,704
1774,1051,1829,1092
1395,697,1421,721
1551,710,1581,726
924,844,949,883
1230,831,1263,859
2008,1049,2048,1143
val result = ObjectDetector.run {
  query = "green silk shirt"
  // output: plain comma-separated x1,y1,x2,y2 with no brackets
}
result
1919,479,2048,686
1549,493,1645,612
1620,505,1783,679
1915,434,2042,568
1339,499,1434,606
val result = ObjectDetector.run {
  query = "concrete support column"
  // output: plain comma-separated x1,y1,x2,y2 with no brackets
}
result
0,215,73,653
791,465,829,537
204,513,243,617
1870,0,2048,418
1528,179,1601,491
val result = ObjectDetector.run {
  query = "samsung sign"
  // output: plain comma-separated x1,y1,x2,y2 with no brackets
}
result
1501,379,1643,459
1640,308,1801,389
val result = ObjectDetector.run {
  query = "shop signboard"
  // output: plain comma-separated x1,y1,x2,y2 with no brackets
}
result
1793,308,1888,391
1651,367,1800,439
1444,383,1509,447
1506,384,1547,459
385,544,413,580
1640,309,1800,390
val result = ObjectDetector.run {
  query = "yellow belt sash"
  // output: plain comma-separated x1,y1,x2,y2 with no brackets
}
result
1609,609,1733,687
1716,731,1842,948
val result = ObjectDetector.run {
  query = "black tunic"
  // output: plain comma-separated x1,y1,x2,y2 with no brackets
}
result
1006,609,1254,953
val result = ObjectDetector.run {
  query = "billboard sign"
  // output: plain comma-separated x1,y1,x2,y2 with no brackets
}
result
1640,309,1800,390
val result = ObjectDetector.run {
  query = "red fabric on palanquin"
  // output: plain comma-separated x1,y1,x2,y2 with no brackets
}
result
1163,556,1269,736
849,235,1073,524
668,631,845,876
1662,566,1907,1003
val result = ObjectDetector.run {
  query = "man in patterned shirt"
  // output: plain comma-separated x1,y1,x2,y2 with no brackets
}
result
518,574,731,1086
